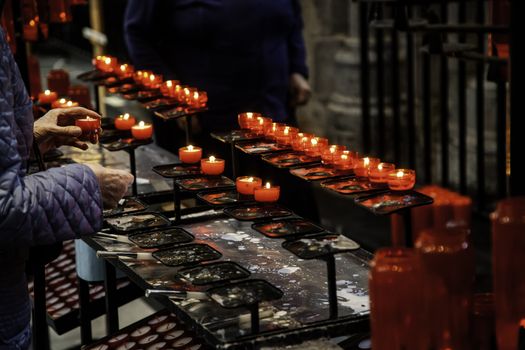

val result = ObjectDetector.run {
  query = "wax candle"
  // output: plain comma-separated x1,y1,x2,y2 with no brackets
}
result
23,19,38,41
116,64,134,78
133,70,145,85
191,91,208,108
333,154,354,170
254,182,280,203
200,156,225,176
139,71,153,86
304,137,328,157
75,116,101,139
321,145,347,164
178,145,202,164
252,117,272,136
388,169,416,191
146,74,162,89
291,133,313,151
236,176,263,195
275,126,298,145
354,157,380,177
160,80,180,97
47,69,70,96
114,113,136,130
131,121,153,140
369,163,395,184
52,98,79,109
38,89,58,104
96,56,118,73
264,122,284,140
238,112,261,130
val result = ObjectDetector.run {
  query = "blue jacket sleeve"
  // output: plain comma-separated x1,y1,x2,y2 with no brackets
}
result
0,30,103,247
288,0,309,78
124,0,173,76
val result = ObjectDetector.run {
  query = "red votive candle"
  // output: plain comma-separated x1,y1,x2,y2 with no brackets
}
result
264,122,284,140
354,157,380,177
38,89,58,104
201,156,225,176
116,63,134,78
178,145,202,164
275,126,298,145
238,112,261,130
146,74,162,89
114,113,136,130
75,116,101,140
304,137,328,157
236,176,263,195
369,163,396,184
333,153,355,170
291,133,312,151
160,80,179,97
52,98,79,109
388,169,416,191
131,121,153,140
254,182,280,203
252,117,272,136
321,145,347,164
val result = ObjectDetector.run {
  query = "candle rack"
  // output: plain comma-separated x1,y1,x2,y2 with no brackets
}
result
252,218,325,239
102,197,148,218
235,140,291,155
321,177,388,196
261,151,321,169
128,228,194,249
290,164,354,181
152,243,222,267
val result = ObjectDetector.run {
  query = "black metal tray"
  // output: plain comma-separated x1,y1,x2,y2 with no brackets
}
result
261,151,321,168
178,261,250,286
196,190,252,207
282,234,360,260
290,164,354,181
223,205,292,221
252,218,324,239
152,243,222,267
103,197,148,218
101,138,153,152
142,98,179,111
107,83,140,95
354,190,434,215
235,141,291,155
175,176,235,192
321,177,386,195
105,212,171,234
152,163,202,179
76,69,114,82
210,130,262,144
129,228,194,249
208,279,283,309
154,106,208,120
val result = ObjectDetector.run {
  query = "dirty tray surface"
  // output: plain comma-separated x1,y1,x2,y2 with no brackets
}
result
105,213,171,234
283,234,361,260
175,176,235,192
208,279,283,309
354,190,434,215
153,243,222,267
152,163,202,178
262,151,321,168
103,197,147,217
129,228,194,249
252,218,325,239
178,262,250,286
223,204,293,221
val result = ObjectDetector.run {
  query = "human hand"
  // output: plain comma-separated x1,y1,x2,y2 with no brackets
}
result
85,164,134,209
34,107,102,154
289,73,311,107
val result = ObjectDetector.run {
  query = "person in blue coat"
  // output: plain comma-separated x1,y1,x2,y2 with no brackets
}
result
124,0,311,148
0,27,133,348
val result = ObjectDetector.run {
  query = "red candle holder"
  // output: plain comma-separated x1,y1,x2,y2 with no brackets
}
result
354,157,380,178
291,133,313,151
116,63,134,78
387,169,416,191
369,163,395,184
252,117,272,136
114,113,136,130
254,182,280,203
321,145,347,164
131,121,153,140
238,112,261,130
201,156,225,176
264,122,285,140
145,74,162,89
333,153,355,170
75,116,101,142
275,126,298,145
236,176,263,196
178,145,202,164
160,80,180,97
304,137,328,157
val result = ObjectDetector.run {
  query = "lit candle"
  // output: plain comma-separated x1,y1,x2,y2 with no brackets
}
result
23,19,38,41
75,116,101,139
117,63,134,78
304,137,328,157
254,182,280,203
354,157,380,177
160,80,180,97
133,70,145,84
252,117,272,136
114,113,136,130
146,74,162,89
178,145,202,164
388,169,416,191
369,162,396,184
96,56,118,73
275,126,298,145
333,153,354,170
52,98,79,109
131,121,153,140
291,133,312,151
321,145,347,164
236,176,263,195
238,112,261,130
200,156,225,176
265,122,284,140
38,89,58,104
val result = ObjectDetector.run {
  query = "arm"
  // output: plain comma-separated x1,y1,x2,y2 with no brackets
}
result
124,0,172,76
288,0,309,78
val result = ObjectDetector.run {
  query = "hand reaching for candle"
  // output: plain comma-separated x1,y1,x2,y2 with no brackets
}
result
86,164,135,209
34,107,102,154
289,73,311,107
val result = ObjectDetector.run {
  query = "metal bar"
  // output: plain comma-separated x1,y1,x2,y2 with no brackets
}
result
496,81,507,198
129,149,138,196
93,84,101,113
375,6,386,157
359,2,372,154
230,141,238,179
391,27,401,164
78,277,93,345
104,262,119,334
440,3,449,186
326,254,338,319
12,0,30,91
174,181,182,222
185,115,193,145
509,0,525,195
458,0,467,194
475,1,485,209
422,53,432,183
402,209,413,248
32,264,50,350
406,6,416,169
250,304,260,334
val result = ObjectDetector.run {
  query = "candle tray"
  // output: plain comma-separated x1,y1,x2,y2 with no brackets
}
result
235,141,291,155
136,90,163,102
261,151,321,168
103,197,148,218
142,97,179,111
354,190,434,215
99,129,132,144
196,190,252,207
321,177,387,195
208,279,283,309
152,243,222,267
108,83,140,95
290,165,354,181
101,138,153,152
106,212,171,234
76,69,114,82
223,204,293,221
152,163,202,179
154,106,208,120
252,218,324,239
282,234,360,260
210,130,262,144
178,262,250,286
175,176,235,192
99,76,133,88
129,228,194,249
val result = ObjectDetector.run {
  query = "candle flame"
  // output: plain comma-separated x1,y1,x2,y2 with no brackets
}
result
120,64,127,71
378,164,383,171
330,146,336,153
209,156,216,162
311,138,318,146
247,177,254,182
187,145,194,151
284,128,289,136
396,170,404,178
138,121,145,127
301,137,308,143
246,112,253,119
44,90,51,95
149,74,155,81
265,182,271,189
184,88,190,96
59,98,66,103
123,113,130,120
29,19,36,26
341,154,348,160
104,57,111,64
193,91,199,99
166,80,173,87
259,118,264,125
364,157,370,166
66,101,73,107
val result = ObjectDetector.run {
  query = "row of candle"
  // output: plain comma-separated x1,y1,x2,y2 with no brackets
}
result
238,112,416,191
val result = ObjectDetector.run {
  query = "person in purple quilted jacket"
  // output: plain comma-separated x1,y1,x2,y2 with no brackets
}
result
0,27,134,349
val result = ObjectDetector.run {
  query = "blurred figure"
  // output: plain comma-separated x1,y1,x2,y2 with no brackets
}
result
124,0,310,150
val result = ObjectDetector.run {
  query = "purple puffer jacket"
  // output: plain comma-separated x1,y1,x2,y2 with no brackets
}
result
0,29,102,345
